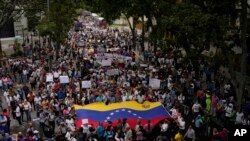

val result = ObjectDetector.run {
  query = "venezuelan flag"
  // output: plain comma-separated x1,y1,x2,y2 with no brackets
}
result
74,101,171,129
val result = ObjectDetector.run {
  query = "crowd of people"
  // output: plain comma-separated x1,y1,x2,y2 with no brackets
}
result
0,13,250,141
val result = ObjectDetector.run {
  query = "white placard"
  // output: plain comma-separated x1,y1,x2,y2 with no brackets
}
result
82,81,91,88
140,64,148,67
59,76,69,83
107,69,119,76
101,59,112,66
82,119,89,124
149,79,161,89
125,56,133,61
46,73,54,82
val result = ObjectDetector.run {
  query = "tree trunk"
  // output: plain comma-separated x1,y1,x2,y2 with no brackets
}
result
56,42,60,59
125,16,137,51
237,0,248,108
131,28,136,51
0,40,2,67
141,16,145,52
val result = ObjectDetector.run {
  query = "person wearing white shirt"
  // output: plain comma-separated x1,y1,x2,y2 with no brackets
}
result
34,96,42,111
53,71,59,78
178,93,185,104
192,102,201,117
161,120,168,133
15,106,22,125
23,100,32,121
66,116,75,131
184,125,196,141
177,116,186,130
235,109,244,125
21,69,28,83
122,95,127,102
137,94,144,104
0,79,3,91
13,94,20,101
3,90,9,100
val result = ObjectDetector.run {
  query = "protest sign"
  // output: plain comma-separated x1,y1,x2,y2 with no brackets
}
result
46,73,54,82
140,64,148,67
100,59,112,66
149,79,161,89
107,69,119,76
82,81,92,88
59,76,70,83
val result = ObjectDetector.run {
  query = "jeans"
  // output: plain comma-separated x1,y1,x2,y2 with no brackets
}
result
24,110,31,121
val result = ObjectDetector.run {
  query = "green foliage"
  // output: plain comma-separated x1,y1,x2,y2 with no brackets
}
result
37,19,56,36
37,0,83,44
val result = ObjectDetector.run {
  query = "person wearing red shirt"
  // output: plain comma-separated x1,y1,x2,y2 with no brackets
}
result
2,109,11,132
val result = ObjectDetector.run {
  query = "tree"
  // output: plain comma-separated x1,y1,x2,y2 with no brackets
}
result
237,0,247,108
0,0,41,66
37,0,83,58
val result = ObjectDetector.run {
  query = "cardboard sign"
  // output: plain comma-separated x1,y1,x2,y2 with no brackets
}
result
59,76,70,83
82,81,91,88
46,73,54,82
149,78,161,89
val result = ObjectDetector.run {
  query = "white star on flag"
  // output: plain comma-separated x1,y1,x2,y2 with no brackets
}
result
128,110,131,113
122,109,126,111
107,117,111,120
110,112,114,116
115,110,119,112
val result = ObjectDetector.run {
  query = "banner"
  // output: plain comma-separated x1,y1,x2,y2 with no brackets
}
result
59,76,70,83
82,81,91,88
74,101,170,129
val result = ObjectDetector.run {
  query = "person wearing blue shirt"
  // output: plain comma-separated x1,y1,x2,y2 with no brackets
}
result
96,95,104,102
0,114,8,133
57,90,65,100
194,115,203,138
97,122,105,141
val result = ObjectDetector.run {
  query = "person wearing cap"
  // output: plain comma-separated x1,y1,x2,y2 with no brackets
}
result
32,130,42,141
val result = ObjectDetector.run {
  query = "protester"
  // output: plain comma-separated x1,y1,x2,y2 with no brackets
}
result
0,12,249,141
